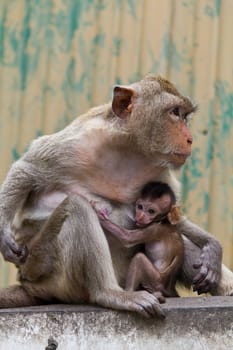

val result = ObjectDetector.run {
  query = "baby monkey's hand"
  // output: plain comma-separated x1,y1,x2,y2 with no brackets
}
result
90,200,111,220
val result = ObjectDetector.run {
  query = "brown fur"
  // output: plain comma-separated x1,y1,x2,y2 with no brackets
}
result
95,183,184,298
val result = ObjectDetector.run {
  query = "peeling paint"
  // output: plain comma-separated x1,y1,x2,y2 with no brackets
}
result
0,0,233,286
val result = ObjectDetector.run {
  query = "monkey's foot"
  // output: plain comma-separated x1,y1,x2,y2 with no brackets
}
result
93,289,165,318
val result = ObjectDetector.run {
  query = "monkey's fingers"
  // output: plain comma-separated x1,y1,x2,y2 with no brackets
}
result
126,291,165,318
193,265,214,293
193,268,218,294
0,235,28,264
193,276,212,294
193,265,208,284
136,293,165,319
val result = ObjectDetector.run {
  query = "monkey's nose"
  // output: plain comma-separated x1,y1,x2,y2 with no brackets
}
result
136,212,145,224
187,136,193,145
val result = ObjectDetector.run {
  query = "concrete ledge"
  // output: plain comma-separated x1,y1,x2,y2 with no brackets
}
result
0,296,233,349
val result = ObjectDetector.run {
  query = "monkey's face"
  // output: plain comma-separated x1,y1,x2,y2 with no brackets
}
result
112,76,197,169
135,194,172,227
159,104,194,167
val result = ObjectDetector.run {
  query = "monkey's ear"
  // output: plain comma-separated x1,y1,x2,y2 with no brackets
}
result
112,86,136,118
167,206,182,225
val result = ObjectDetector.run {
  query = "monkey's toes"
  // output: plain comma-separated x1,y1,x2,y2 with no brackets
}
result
128,291,165,318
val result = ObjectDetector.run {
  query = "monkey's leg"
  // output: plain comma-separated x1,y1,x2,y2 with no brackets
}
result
0,285,43,308
125,253,163,293
66,195,164,318
27,197,69,250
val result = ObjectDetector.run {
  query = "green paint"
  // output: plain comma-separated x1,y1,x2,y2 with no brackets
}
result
35,129,43,138
161,32,191,72
203,192,209,213
66,0,106,51
115,77,122,85
95,0,106,11
63,58,86,93
215,0,221,16
180,163,189,207
190,149,203,179
215,80,233,137
12,147,20,161
115,0,137,17
19,2,31,90
93,33,105,47
62,57,88,117
204,0,221,17
9,29,18,61
66,0,83,50
186,70,195,93
204,5,215,17
181,148,202,205
181,0,196,15
0,4,6,63
112,37,122,56
205,100,215,169
127,0,137,18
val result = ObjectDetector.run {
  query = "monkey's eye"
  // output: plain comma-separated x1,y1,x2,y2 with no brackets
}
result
169,107,180,121
172,107,180,116
148,208,155,215
137,204,143,210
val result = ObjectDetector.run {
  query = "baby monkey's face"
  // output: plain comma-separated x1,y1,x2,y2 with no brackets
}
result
135,194,172,227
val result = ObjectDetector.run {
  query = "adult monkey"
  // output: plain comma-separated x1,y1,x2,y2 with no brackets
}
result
0,75,231,317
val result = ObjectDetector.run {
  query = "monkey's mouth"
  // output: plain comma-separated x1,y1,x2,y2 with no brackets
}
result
173,151,191,159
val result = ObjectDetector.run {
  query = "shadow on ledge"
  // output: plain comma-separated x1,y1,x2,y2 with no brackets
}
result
0,296,233,350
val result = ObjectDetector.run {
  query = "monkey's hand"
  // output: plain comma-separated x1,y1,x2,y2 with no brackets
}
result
90,199,112,220
96,208,110,220
192,241,222,294
0,230,28,264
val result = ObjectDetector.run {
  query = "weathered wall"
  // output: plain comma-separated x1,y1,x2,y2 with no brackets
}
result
0,0,233,286
0,297,233,350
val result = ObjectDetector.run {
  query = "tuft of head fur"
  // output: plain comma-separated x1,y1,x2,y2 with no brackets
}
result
141,181,176,204
144,75,181,97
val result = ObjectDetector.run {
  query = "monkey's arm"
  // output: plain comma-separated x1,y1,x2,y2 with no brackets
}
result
99,216,164,248
0,159,37,263
177,217,222,294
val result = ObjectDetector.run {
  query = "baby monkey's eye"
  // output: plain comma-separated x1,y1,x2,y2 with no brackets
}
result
137,204,143,210
148,208,155,215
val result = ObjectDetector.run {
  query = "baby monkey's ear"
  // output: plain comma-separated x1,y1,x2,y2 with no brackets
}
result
167,205,182,225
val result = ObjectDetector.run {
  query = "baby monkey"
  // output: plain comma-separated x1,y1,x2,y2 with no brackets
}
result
96,182,184,300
